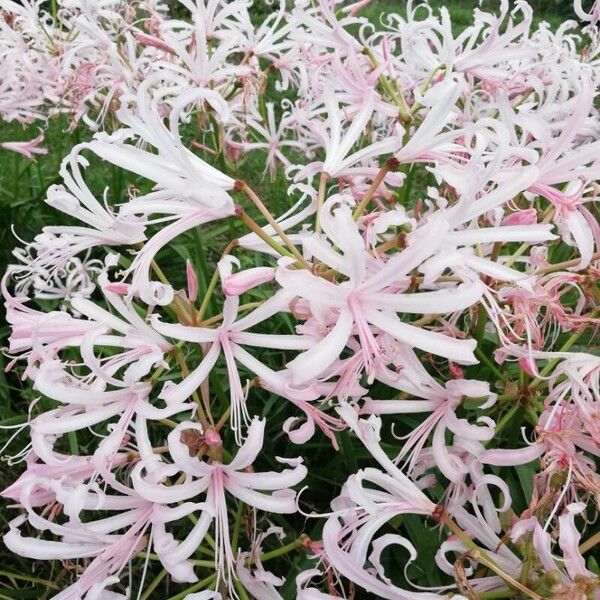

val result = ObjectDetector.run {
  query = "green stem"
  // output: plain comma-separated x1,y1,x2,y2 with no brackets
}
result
411,64,445,114
151,259,191,324
529,318,595,391
580,529,600,554
473,303,488,344
231,500,245,554
191,228,211,304
236,206,294,259
234,579,251,600
316,171,328,234
440,514,542,600
254,535,307,563
353,158,396,220
492,402,521,440
139,570,166,600
475,346,506,383
166,574,217,600
237,181,308,267
0,570,58,589
363,47,411,120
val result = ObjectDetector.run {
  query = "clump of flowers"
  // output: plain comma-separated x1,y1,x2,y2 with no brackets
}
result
1,0,600,599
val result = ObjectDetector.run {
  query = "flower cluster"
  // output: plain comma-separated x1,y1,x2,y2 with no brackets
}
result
2,0,600,599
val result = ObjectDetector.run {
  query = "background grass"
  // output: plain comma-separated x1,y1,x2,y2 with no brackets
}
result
0,1,592,598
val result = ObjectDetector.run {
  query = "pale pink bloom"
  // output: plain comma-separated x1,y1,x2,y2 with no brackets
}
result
574,0,600,24
289,0,365,54
481,398,600,506
12,248,102,303
511,502,594,585
83,89,237,303
2,272,98,374
279,201,481,385
322,515,443,599
28,360,189,474
514,74,600,270
337,403,437,514
490,273,590,353
132,418,306,587
186,259,198,302
452,1,535,86
226,103,302,178
304,87,400,179
55,274,173,388
153,3,252,89
3,470,205,599
436,503,522,596
152,292,311,442
394,78,466,165
4,505,151,600
363,378,496,482
217,255,275,296
1,130,47,160
235,527,287,599
32,148,146,273
94,88,235,211
240,1,292,61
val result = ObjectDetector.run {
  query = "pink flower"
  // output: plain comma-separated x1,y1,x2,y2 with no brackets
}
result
1,130,47,160
278,201,481,385
133,417,306,588
151,292,312,442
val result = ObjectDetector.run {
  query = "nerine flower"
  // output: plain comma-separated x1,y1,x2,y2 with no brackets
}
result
132,417,306,587
278,198,482,385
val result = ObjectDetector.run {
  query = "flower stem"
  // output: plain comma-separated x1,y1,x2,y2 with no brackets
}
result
353,158,397,219
166,574,217,600
236,180,308,267
195,239,237,323
580,529,600,554
363,47,411,121
533,249,600,275
492,402,521,440
249,535,308,565
439,512,542,600
139,569,166,600
528,311,598,391
172,346,210,428
151,259,192,324
235,205,295,259
475,346,507,383
316,171,328,234
231,500,245,553
411,64,445,115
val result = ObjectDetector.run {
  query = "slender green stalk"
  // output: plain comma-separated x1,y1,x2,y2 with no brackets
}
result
440,513,542,600
255,535,307,563
0,571,58,589
231,501,245,554
236,181,308,267
316,171,328,234
166,574,217,600
475,346,507,383
353,158,397,219
529,313,597,390
139,570,167,600
236,206,294,259
363,47,411,120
